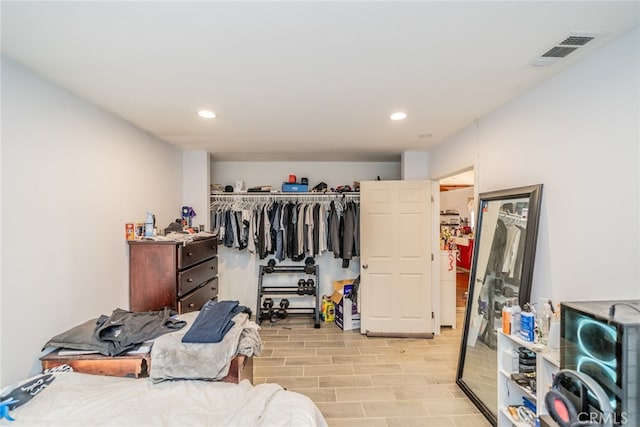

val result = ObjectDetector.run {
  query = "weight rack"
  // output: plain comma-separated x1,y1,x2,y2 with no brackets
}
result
256,264,321,328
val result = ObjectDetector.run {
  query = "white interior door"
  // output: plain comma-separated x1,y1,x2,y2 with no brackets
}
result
360,180,433,334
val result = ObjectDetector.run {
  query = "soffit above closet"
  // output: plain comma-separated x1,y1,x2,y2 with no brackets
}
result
1,2,638,161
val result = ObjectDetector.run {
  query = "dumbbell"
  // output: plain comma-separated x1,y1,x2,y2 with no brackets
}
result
270,311,280,323
305,279,315,295
297,279,306,295
304,257,315,274
276,299,289,319
264,258,276,274
259,308,271,323
261,298,275,322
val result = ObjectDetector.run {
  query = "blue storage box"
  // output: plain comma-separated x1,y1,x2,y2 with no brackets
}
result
281,183,308,192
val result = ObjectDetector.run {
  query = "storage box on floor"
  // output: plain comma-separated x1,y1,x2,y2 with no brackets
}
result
330,279,360,330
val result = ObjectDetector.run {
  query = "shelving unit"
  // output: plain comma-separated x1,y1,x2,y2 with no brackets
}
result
256,264,321,328
440,212,461,228
537,349,560,419
497,330,560,426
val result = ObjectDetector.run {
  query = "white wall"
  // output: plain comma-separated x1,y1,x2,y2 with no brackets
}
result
0,58,183,386
211,160,400,192
182,150,211,230
401,151,429,180
426,29,640,305
217,247,361,316
440,187,474,225
211,160,400,311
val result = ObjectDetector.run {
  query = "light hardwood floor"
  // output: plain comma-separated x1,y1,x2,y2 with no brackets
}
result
254,282,492,427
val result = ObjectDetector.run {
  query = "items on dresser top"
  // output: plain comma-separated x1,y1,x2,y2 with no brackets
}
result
129,234,218,313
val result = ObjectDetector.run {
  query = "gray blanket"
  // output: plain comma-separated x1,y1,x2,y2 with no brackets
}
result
149,311,262,383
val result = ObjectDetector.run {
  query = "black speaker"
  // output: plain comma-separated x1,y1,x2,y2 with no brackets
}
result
545,369,613,427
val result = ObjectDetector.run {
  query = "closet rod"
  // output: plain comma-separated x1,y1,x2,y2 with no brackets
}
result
210,192,360,201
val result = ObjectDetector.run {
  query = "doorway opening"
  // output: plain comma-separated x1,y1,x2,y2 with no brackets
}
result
438,169,475,324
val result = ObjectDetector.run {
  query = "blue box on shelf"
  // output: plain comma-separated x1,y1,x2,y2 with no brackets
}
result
281,183,308,192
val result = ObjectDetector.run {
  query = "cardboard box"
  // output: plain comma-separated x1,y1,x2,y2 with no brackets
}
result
335,297,361,330
331,279,360,330
330,279,355,306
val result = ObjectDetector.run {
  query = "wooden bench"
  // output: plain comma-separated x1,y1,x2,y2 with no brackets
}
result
41,350,253,383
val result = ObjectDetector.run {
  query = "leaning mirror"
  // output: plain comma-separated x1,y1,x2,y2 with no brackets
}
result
456,184,543,425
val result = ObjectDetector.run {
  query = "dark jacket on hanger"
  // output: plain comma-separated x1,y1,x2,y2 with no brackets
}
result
328,201,341,258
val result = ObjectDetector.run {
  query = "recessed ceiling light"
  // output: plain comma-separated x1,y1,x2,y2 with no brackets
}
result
390,112,407,121
198,110,217,119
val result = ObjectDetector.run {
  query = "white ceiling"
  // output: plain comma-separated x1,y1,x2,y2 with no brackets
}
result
2,1,638,161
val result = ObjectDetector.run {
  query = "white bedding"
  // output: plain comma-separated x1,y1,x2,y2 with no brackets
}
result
3,372,327,427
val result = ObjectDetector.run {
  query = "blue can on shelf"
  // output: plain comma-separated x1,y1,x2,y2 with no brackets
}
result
520,308,536,342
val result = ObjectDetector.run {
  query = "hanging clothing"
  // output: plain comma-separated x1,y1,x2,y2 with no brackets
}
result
209,196,359,265
328,201,341,258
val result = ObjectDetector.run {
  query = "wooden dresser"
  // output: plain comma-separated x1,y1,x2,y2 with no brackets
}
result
129,236,218,313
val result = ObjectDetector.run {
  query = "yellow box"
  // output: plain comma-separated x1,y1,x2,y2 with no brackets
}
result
125,223,135,241
322,298,335,322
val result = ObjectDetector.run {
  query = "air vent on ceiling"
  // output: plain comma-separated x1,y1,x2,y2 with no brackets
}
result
541,46,578,58
530,31,604,67
559,36,595,46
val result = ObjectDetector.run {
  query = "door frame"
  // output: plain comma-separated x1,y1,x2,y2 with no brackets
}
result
431,180,442,335
433,167,476,335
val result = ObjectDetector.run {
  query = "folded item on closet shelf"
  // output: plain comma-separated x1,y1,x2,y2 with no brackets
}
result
247,185,273,192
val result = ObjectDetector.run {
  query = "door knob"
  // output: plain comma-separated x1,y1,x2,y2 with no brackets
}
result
362,263,368,269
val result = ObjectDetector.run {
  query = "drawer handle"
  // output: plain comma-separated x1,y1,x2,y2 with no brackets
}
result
187,278,193,282
187,252,193,257
210,266,215,270
188,303,195,308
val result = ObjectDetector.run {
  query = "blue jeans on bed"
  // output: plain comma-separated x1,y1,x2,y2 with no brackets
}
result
181,300,244,343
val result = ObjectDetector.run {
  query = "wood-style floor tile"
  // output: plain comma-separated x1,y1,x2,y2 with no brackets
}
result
255,269,492,426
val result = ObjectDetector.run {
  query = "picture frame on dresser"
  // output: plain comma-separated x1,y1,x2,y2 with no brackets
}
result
456,184,543,425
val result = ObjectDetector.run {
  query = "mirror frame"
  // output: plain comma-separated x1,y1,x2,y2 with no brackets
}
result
455,184,543,425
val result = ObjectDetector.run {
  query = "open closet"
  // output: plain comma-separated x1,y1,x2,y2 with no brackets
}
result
210,192,360,265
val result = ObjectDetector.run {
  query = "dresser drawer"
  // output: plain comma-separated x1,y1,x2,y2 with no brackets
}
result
177,237,217,270
178,278,219,313
177,257,218,296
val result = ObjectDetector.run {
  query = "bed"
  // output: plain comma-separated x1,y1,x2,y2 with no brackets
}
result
1,303,328,426
1,371,327,426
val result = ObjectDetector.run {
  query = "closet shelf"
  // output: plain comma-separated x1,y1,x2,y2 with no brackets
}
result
211,191,360,201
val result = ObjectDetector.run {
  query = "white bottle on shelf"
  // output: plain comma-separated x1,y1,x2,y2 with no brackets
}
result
538,298,553,345
510,298,521,336
144,212,154,238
